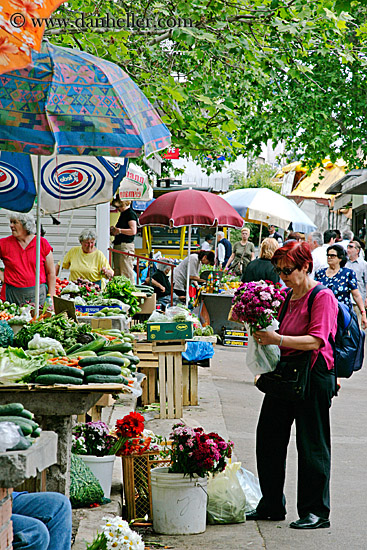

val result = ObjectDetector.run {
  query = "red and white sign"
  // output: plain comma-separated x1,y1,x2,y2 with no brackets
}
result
162,147,180,159
119,163,153,201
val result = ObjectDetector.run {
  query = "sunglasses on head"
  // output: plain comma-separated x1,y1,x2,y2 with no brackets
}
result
274,266,297,276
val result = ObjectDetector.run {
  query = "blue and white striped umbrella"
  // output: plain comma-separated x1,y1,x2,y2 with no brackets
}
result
222,188,317,233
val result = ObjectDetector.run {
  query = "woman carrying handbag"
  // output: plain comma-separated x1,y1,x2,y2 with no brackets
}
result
247,241,338,529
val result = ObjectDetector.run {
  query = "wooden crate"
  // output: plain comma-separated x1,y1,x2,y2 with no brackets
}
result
121,451,171,522
153,341,186,419
135,342,159,406
77,394,115,422
182,363,198,406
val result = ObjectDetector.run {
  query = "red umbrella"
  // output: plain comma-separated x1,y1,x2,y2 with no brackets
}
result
139,189,244,305
139,189,244,227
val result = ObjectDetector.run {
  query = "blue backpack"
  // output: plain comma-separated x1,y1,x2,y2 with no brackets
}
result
307,285,365,378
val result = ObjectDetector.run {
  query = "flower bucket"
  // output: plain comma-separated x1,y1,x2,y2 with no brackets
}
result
79,455,115,498
151,467,207,535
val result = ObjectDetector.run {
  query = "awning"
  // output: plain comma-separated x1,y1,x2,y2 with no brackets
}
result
290,164,345,200
326,169,367,196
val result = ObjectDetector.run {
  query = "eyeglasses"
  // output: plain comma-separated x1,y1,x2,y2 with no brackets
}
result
274,266,297,276
326,254,338,258
347,245,355,248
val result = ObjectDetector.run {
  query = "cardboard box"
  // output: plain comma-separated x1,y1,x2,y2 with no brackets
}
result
147,321,193,341
138,294,156,315
90,318,114,330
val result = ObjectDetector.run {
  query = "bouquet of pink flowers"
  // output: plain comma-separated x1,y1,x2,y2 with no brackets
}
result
231,281,287,375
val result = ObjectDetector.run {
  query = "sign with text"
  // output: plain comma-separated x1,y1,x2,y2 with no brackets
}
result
162,147,180,159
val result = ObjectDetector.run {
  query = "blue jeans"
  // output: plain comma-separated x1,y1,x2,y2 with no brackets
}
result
12,492,72,550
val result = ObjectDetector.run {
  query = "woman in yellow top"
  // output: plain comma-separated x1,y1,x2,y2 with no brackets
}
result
55,229,114,285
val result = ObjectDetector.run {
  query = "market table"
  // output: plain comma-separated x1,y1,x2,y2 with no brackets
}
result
201,292,240,335
0,384,131,496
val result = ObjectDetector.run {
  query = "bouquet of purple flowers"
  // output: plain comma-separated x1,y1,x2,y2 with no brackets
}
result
231,281,286,375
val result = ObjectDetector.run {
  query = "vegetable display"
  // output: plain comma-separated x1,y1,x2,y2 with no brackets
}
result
0,321,14,347
14,313,91,350
104,276,141,316
0,347,47,385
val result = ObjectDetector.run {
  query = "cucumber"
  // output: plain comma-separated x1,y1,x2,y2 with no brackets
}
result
86,374,128,384
0,403,24,416
83,364,122,376
37,365,84,379
32,427,42,438
99,342,133,354
125,354,140,365
65,343,83,355
17,409,33,420
74,337,107,354
98,351,125,358
79,356,127,367
35,375,84,385
124,334,135,341
0,416,33,436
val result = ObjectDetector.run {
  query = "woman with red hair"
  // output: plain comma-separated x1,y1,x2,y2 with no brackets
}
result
246,241,338,530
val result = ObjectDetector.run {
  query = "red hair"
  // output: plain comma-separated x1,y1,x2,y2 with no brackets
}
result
271,241,313,274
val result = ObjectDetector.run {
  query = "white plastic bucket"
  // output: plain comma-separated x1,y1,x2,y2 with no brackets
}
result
79,455,115,498
151,467,207,535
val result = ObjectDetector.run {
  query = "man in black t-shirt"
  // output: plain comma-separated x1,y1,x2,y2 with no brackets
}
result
110,199,138,282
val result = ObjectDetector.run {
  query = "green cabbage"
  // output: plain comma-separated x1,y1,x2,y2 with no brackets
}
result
0,347,47,385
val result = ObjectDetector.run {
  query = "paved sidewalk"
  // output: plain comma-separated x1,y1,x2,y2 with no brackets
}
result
73,350,263,549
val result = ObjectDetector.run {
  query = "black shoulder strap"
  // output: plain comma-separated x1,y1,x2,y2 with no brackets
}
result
306,284,328,316
278,288,293,327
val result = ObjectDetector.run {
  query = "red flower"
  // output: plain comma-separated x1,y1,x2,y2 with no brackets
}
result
115,412,144,438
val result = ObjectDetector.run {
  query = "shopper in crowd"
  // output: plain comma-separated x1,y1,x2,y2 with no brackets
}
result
173,250,214,297
346,240,367,324
284,231,304,243
0,212,55,306
110,199,138,282
12,491,72,549
315,244,367,328
216,231,232,269
332,228,342,242
248,241,338,529
151,260,179,308
307,231,327,278
323,229,336,248
242,237,280,285
339,229,354,251
268,225,283,245
201,234,214,251
224,226,255,277
56,229,113,286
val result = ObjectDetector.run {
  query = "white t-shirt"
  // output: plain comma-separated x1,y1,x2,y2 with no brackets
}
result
173,254,200,291
311,245,328,278
201,241,212,251
217,242,225,264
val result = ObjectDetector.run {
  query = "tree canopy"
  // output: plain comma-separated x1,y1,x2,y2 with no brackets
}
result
49,0,367,171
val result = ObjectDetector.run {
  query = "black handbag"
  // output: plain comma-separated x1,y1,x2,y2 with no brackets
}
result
255,289,312,402
255,352,311,401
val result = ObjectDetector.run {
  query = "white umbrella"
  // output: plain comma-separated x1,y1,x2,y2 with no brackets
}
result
222,188,317,233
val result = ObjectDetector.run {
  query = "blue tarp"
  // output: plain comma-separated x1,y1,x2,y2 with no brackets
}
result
182,341,215,362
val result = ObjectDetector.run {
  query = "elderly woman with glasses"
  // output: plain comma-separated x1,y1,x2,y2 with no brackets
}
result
314,244,367,329
0,212,56,306
56,229,113,286
247,241,338,530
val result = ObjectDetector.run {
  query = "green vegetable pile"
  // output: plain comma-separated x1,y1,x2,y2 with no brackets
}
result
104,276,141,316
14,313,91,350
0,402,41,441
0,321,14,347
0,347,47,384
130,321,147,333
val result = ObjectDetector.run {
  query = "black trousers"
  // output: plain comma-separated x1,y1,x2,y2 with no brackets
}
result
255,355,335,519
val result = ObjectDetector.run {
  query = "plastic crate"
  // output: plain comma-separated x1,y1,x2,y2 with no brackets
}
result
121,451,171,521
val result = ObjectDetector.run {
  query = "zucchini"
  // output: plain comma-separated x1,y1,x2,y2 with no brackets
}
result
0,416,33,436
86,374,128,384
35,375,84,385
69,351,97,358
37,365,84,379
79,356,127,367
99,342,133,354
83,364,122,376
65,343,83,355
98,351,125,358
124,354,140,365
0,403,24,416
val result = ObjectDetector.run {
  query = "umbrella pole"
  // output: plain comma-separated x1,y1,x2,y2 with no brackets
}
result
185,226,192,307
258,222,263,248
214,225,219,266
34,156,42,315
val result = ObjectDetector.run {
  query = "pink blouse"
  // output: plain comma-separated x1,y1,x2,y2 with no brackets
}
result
278,286,338,370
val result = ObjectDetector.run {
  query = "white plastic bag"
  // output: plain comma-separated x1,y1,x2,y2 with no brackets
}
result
207,462,247,524
246,320,280,376
27,334,66,356
236,467,262,513
0,422,21,452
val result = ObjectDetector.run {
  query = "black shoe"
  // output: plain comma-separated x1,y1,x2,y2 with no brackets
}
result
246,509,286,521
290,513,330,530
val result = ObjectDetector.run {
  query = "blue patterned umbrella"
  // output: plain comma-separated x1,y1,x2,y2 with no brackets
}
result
0,41,170,158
